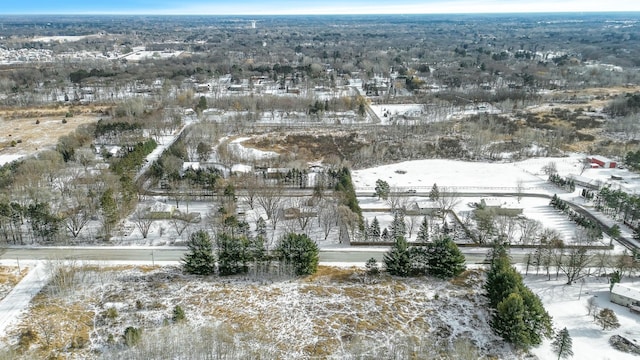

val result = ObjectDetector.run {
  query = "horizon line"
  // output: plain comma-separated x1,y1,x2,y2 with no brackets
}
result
2,10,640,16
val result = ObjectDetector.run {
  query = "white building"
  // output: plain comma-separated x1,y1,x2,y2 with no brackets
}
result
611,283,640,307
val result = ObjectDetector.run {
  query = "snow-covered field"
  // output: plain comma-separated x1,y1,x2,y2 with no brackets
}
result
351,155,585,192
526,275,640,360
0,154,24,166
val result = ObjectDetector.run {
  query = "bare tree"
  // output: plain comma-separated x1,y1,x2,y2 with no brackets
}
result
406,215,418,239
516,178,524,203
337,205,361,243
317,202,338,241
436,187,460,223
255,184,285,225
132,207,154,239
518,218,541,245
558,247,592,285
169,210,197,237
239,174,261,210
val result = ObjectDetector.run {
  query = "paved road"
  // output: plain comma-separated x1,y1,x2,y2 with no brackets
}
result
0,247,504,265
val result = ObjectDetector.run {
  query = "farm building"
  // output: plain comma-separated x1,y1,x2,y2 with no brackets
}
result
589,156,617,169
610,283,640,307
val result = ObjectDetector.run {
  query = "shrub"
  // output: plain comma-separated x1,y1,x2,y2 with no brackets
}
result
106,307,118,319
62,118,68,124
123,326,142,347
172,305,186,323
18,328,38,348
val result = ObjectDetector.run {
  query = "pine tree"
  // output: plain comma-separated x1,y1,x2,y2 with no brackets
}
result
369,217,381,241
255,217,267,238
100,188,119,240
365,257,380,276
518,286,553,345
429,183,440,202
381,227,390,242
182,230,216,275
374,179,390,200
390,211,406,240
426,236,466,279
277,233,319,276
551,327,573,360
492,292,531,349
416,216,429,243
408,245,430,276
485,253,522,307
383,236,411,276
216,233,245,275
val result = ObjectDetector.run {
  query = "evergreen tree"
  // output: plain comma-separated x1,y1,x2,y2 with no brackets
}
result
255,217,267,239
182,230,216,275
369,217,381,241
216,233,245,275
551,327,573,360
426,236,466,279
429,183,440,202
381,228,390,242
518,286,553,345
610,270,621,291
408,245,430,276
276,233,319,276
172,305,186,323
390,211,406,240
492,292,531,349
365,257,380,276
374,179,391,200
383,236,411,276
100,188,119,240
485,255,522,307
417,216,429,242
596,308,620,330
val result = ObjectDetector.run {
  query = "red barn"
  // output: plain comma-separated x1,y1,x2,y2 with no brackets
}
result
589,156,617,169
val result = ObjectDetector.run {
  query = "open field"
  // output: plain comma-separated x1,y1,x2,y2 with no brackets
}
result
0,266,28,301
1,265,509,359
0,105,104,158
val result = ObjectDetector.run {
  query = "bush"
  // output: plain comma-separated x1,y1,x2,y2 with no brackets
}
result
18,328,38,349
106,307,118,319
65,112,73,118
124,326,142,347
62,118,68,124
172,305,186,323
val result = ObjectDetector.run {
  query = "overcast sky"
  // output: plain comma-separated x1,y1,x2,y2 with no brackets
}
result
3,0,640,15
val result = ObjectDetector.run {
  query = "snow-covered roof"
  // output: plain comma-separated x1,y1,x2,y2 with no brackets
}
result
231,164,252,173
612,283,640,302
590,155,615,163
149,202,174,214
182,162,200,171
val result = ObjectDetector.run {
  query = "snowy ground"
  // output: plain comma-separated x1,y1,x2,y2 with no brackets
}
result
0,154,24,166
351,157,578,193
0,261,48,337
526,274,640,360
